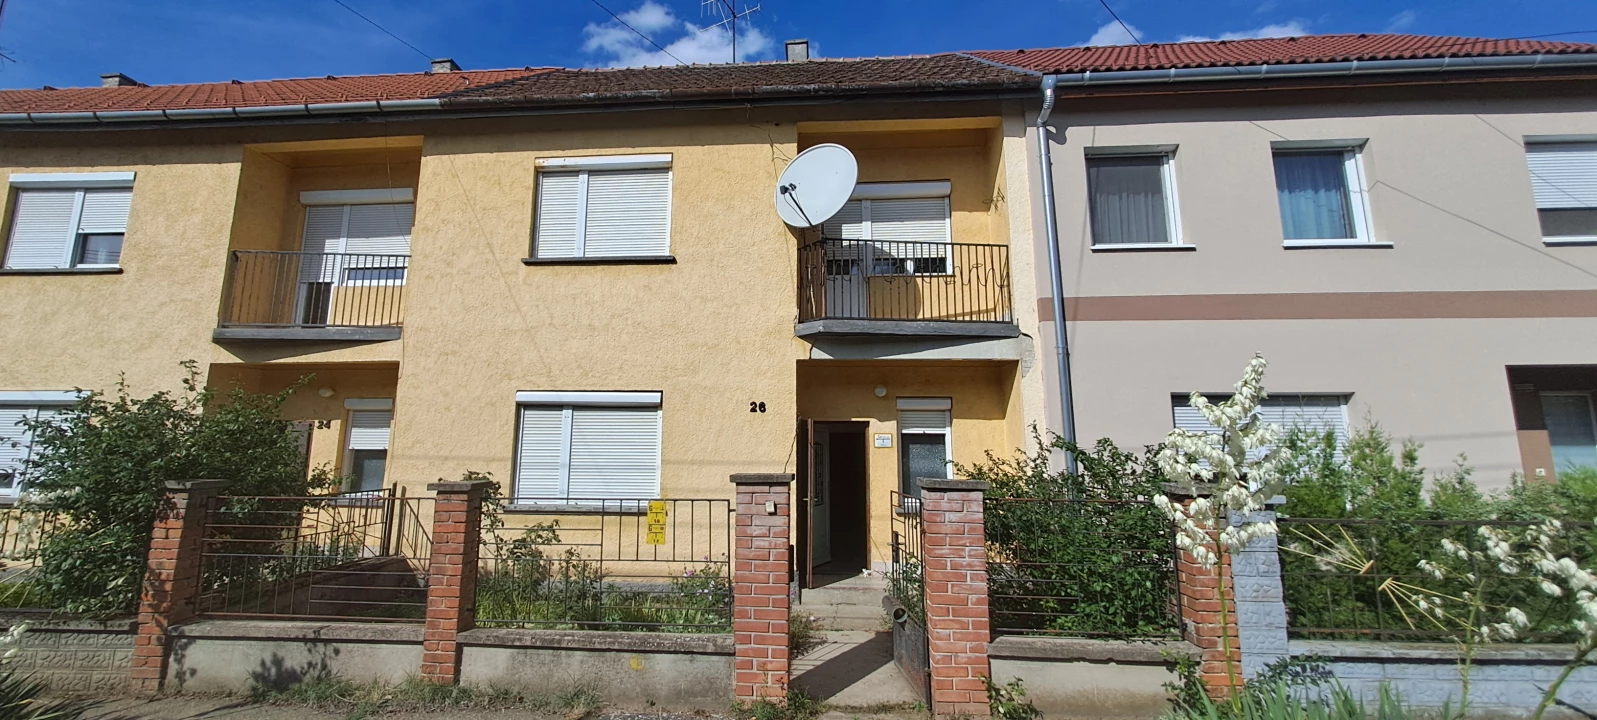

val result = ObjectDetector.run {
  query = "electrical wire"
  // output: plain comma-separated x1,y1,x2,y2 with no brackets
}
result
589,0,687,65
331,0,434,62
1097,0,1142,46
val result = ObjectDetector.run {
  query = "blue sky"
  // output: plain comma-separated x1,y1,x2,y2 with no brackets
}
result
1,0,1595,89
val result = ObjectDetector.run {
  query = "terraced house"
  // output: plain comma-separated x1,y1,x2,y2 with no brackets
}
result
0,47,1043,592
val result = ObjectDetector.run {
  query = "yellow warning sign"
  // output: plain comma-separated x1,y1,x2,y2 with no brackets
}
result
646,500,668,545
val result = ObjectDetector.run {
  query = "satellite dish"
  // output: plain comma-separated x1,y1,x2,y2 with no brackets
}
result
775,143,858,228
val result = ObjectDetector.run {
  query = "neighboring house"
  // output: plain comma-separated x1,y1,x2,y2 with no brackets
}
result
970,34,1597,485
0,47,1041,584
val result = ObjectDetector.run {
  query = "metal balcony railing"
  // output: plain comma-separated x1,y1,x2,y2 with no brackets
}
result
219,250,409,329
797,239,1013,323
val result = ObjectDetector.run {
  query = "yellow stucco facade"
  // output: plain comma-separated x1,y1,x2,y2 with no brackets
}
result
0,101,1039,583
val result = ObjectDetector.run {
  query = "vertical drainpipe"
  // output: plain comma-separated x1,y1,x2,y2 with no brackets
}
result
1036,74,1078,472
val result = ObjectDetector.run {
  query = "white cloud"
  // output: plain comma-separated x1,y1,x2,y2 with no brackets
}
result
1384,10,1418,33
1082,20,1143,47
1177,21,1309,42
582,0,774,67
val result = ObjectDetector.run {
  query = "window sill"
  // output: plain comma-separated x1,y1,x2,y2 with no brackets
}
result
1282,241,1393,249
1090,243,1195,252
1543,237,1597,247
503,502,648,515
522,255,676,266
0,266,123,275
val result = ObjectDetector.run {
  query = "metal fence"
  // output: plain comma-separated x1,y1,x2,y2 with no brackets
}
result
196,489,433,622
985,497,1180,639
1279,517,1597,642
219,250,409,329
797,239,1013,323
887,491,924,621
475,498,734,633
0,507,63,610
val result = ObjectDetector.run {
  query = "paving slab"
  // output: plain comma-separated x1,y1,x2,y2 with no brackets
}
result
791,631,920,709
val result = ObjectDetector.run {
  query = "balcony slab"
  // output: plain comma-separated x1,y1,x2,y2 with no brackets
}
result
795,318,1020,339
212,327,402,343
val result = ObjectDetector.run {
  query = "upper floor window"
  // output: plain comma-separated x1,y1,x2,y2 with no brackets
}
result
512,391,663,505
1525,142,1597,243
1271,144,1373,245
4,172,135,270
533,155,672,260
822,182,952,276
1085,150,1181,248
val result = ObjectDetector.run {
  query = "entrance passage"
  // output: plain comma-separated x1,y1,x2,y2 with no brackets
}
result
799,421,869,588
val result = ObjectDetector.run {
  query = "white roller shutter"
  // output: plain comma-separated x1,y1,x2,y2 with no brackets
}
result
343,203,413,256
4,190,76,269
77,189,132,233
0,407,36,489
346,411,392,451
1527,143,1597,209
823,200,867,240
1172,394,1349,449
899,409,950,434
583,168,671,257
870,197,950,242
515,406,567,500
299,205,345,283
533,172,582,259
567,407,661,500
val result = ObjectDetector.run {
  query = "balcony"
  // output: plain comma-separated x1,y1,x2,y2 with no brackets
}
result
796,239,1017,339
215,250,409,343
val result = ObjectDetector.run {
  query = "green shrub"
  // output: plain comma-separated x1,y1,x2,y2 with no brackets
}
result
986,676,1042,720
17,363,337,614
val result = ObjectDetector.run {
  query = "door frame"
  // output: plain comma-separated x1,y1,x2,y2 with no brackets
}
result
797,419,870,590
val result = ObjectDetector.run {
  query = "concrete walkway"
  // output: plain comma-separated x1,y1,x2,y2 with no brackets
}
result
791,630,920,709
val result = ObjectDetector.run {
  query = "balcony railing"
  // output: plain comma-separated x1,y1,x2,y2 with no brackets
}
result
219,250,409,330
797,238,1013,325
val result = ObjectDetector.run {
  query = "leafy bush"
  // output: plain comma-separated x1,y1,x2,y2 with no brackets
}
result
17,363,336,614
1165,655,1411,720
985,677,1042,720
964,433,1179,638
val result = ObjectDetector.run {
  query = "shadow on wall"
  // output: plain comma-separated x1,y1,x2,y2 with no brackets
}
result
167,636,343,693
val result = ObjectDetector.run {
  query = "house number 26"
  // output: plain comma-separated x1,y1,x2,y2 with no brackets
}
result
749,401,767,413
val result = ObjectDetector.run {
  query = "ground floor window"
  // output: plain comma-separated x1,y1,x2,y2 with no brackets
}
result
1541,392,1597,472
898,397,952,497
1172,393,1350,456
0,405,55,499
513,391,662,504
344,399,393,493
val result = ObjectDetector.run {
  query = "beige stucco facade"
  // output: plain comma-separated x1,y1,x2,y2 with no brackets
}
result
1029,83,1597,486
0,97,1040,579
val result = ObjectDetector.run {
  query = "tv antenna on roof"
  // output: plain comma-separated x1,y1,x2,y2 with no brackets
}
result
775,143,857,229
701,0,761,63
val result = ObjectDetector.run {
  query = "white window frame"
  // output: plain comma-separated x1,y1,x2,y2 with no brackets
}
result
532,155,674,259
0,391,81,500
1523,139,1597,245
5,172,136,270
1084,148,1184,250
897,397,954,486
512,391,664,506
342,400,393,494
299,200,413,288
1271,142,1377,248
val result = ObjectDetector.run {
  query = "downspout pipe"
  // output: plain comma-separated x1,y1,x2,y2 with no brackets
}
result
1035,74,1078,473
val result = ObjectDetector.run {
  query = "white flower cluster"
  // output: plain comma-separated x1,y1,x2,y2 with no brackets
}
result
0,622,27,663
1521,519,1597,652
1153,354,1286,569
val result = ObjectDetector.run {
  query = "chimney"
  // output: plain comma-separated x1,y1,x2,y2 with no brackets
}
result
785,39,810,62
100,73,142,88
431,58,460,73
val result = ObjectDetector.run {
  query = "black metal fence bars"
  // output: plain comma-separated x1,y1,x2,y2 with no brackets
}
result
984,497,1180,639
196,490,433,622
219,250,409,329
797,239,1013,323
0,507,62,610
474,498,734,632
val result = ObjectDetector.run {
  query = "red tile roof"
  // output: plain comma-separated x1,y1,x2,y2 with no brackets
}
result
441,54,1036,107
966,34,1597,74
0,68,554,114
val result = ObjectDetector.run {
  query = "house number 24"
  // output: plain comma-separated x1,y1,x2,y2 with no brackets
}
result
749,401,767,413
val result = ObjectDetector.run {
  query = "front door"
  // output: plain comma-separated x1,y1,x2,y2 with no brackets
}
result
812,427,833,566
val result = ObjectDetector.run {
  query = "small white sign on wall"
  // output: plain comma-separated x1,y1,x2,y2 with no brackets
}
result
874,433,893,448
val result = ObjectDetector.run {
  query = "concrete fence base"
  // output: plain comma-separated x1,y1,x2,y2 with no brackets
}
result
988,636,1199,720
1,616,135,695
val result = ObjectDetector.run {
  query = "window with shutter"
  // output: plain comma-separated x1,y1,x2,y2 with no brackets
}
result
0,405,61,497
1525,142,1597,241
821,196,951,275
1171,394,1349,460
533,165,672,259
345,410,392,493
897,398,952,496
299,202,413,286
4,184,133,270
512,394,662,504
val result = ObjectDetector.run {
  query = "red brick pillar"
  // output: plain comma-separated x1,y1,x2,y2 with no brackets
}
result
1170,493,1243,695
730,473,793,704
131,479,228,695
421,479,490,684
919,478,992,718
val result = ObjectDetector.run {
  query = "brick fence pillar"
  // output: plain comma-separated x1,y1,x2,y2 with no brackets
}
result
131,479,228,695
918,477,991,718
730,473,793,704
1169,492,1244,696
421,479,490,684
